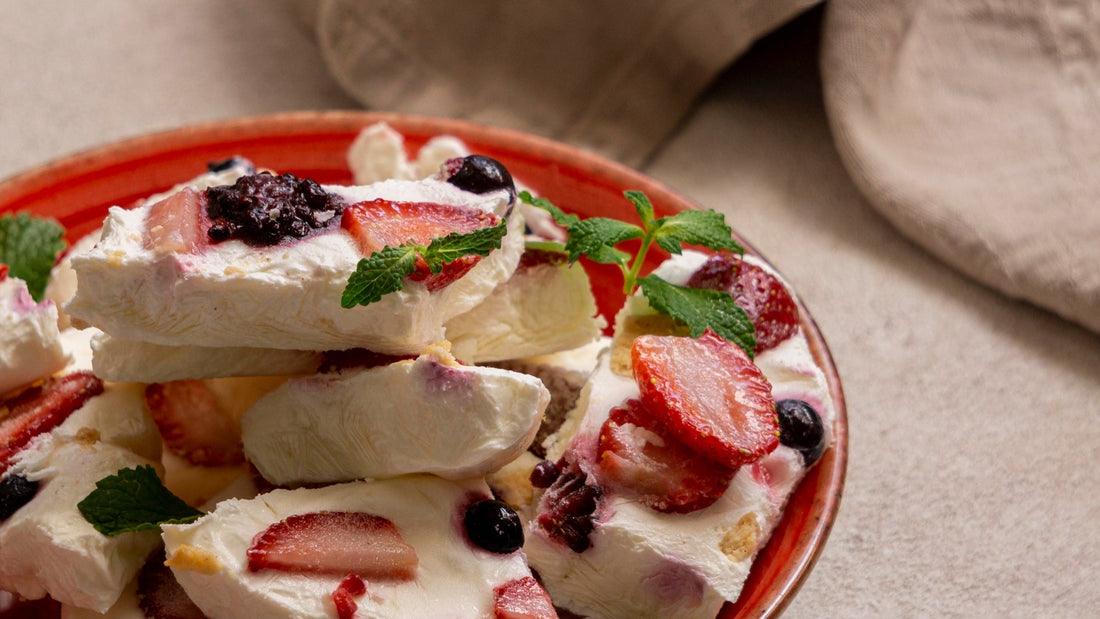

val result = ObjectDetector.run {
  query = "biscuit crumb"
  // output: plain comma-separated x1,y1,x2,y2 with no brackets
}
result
73,427,101,445
165,544,223,574
719,513,760,562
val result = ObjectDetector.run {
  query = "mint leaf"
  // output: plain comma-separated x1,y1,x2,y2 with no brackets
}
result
564,218,643,264
0,213,67,302
341,245,420,308
77,465,202,536
653,210,743,255
639,275,756,356
519,190,579,227
422,220,507,273
624,190,656,229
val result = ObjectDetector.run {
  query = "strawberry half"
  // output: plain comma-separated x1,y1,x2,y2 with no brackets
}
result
686,253,799,353
597,399,735,513
143,187,208,255
493,576,559,619
341,199,499,291
247,511,418,580
632,331,778,468
0,372,104,475
143,380,244,466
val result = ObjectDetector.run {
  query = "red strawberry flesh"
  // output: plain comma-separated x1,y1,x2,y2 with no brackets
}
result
0,372,104,475
686,253,799,353
632,331,778,467
493,576,559,619
341,199,499,291
143,380,244,466
143,187,208,255
247,512,418,580
332,574,367,619
597,399,735,513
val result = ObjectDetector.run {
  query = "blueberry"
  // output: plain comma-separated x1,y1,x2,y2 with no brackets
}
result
776,399,826,466
464,499,524,554
0,474,40,521
444,155,516,197
529,460,561,489
206,156,254,174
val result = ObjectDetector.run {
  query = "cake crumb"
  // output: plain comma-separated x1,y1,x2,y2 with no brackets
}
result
719,513,760,562
610,314,690,376
165,544,223,574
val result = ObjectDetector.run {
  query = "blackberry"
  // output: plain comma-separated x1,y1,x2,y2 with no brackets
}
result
0,474,39,521
776,399,826,466
204,172,345,246
444,155,516,197
464,500,524,554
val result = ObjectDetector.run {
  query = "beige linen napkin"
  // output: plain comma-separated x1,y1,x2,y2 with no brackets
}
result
315,0,819,167
822,0,1100,333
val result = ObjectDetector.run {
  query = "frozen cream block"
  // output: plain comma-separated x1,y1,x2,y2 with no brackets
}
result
89,333,322,382
162,476,554,619
242,342,550,486
0,271,68,395
66,174,523,355
446,247,605,364
0,439,162,613
524,251,835,618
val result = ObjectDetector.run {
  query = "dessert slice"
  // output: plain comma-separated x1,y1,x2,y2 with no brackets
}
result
523,251,835,619
66,168,523,355
242,342,550,486
0,270,68,396
161,476,556,618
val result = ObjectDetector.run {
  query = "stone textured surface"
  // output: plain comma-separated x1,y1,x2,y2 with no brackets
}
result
2,3,1098,616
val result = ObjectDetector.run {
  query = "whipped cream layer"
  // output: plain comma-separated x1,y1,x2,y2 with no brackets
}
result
0,440,162,613
162,477,536,619
66,178,523,354
526,251,834,619
242,343,550,485
0,275,68,395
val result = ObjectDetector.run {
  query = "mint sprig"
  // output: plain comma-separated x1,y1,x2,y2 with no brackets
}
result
0,212,67,302
77,465,202,536
520,190,756,355
341,220,508,308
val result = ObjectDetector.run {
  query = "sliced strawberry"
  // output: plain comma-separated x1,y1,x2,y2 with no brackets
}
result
597,399,735,513
686,253,799,353
632,331,778,468
493,576,559,619
143,380,244,466
143,186,208,255
247,512,418,580
332,574,367,619
0,263,9,281
0,372,103,475
341,199,498,291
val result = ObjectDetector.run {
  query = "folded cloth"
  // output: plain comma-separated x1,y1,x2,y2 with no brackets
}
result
315,0,819,167
822,0,1100,333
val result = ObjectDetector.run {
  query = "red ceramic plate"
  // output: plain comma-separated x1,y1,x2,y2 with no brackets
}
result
0,111,846,618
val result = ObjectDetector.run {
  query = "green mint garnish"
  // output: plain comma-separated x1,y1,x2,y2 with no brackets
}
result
0,212,67,302
341,220,509,308
77,465,202,536
520,189,756,355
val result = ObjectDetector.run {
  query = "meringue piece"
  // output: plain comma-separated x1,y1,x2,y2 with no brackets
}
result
162,477,537,619
66,178,523,354
242,342,550,486
347,121,470,185
0,275,68,395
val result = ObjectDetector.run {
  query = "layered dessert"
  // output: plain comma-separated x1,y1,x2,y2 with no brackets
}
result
0,122,837,618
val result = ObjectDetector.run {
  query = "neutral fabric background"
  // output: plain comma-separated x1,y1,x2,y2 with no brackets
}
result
2,2,1099,616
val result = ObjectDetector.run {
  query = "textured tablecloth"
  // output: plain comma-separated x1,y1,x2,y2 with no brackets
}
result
2,1,1099,616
